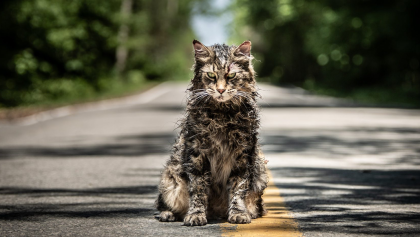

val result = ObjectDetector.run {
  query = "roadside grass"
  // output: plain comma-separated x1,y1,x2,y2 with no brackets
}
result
310,88,420,108
343,88,420,108
301,81,420,108
259,77,420,108
0,77,159,120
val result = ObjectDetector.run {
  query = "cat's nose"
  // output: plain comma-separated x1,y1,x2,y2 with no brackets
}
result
217,89,226,94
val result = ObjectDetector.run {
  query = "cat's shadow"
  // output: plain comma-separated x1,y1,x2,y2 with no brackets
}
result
153,215,231,225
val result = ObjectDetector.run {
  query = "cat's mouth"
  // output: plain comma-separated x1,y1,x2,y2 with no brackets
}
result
214,95,231,102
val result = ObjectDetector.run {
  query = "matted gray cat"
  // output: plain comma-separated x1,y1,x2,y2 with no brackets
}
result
155,40,268,226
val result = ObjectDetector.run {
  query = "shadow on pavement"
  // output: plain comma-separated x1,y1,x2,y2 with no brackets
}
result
0,185,157,196
262,126,420,166
1,126,419,164
0,168,160,221
0,133,177,159
1,106,419,236
270,167,420,235
0,204,153,221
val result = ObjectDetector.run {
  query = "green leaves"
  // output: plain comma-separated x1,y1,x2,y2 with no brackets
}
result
231,0,420,106
0,0,202,107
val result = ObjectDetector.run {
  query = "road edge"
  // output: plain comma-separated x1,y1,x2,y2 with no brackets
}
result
3,82,171,126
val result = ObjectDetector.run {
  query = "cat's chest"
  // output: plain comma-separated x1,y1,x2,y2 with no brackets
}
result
204,111,249,131
204,119,241,142
206,118,251,154
189,110,254,149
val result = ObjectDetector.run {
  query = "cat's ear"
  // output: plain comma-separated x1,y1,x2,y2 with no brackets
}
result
235,41,251,57
193,39,210,58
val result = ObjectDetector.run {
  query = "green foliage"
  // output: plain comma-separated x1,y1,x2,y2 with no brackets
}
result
0,0,200,107
231,0,420,106
124,0,197,81
14,76,155,108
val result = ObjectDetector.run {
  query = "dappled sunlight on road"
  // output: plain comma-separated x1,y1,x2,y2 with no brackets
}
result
1,83,419,236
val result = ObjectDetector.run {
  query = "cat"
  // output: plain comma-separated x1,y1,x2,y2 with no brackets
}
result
155,40,268,226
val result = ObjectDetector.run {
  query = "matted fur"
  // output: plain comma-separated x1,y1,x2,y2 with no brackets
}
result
155,40,268,226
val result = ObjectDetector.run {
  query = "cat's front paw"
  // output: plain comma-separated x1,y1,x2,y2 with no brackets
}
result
183,213,207,226
159,211,176,222
228,213,251,224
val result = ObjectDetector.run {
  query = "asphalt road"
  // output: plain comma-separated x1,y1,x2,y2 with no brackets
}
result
0,82,419,236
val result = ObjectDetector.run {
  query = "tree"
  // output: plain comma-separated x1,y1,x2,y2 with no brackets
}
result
0,0,205,107
231,0,420,105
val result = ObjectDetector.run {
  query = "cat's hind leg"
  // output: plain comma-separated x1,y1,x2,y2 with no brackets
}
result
159,210,176,222
156,193,177,222
246,191,267,219
155,165,189,222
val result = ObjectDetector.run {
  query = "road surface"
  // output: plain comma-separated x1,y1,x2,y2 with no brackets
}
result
1,82,419,236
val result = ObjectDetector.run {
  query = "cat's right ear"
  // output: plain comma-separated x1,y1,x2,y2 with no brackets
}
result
193,40,210,59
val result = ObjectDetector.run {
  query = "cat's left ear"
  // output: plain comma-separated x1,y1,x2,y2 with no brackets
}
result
193,39,210,57
235,41,251,57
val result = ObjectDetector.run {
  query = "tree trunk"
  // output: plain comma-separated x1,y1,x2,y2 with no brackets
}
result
115,0,133,80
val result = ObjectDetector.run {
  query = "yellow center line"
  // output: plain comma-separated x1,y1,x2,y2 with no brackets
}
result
221,170,302,237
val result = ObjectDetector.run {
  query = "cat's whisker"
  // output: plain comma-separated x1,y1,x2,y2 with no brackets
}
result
191,94,205,100
236,91,248,96
237,91,253,99
190,91,209,101
206,89,216,95
200,95,210,104
187,131,205,140
237,92,256,105
190,89,207,94
204,96,211,104
192,91,207,96
197,96,208,105
193,95,206,104
193,94,209,107
235,93,250,102
234,95,249,110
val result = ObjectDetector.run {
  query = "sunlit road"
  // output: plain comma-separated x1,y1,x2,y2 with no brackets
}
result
1,82,419,236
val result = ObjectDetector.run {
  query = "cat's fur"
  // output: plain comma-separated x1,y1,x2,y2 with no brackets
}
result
155,40,268,226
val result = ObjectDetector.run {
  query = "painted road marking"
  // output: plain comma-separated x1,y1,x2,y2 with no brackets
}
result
221,170,302,237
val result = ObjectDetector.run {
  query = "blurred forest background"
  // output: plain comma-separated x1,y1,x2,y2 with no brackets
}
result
1,0,419,109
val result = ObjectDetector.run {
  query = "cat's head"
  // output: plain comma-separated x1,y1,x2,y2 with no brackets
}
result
190,40,257,104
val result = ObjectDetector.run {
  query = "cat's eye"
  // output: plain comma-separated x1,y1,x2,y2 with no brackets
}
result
207,72,216,79
227,73,236,79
